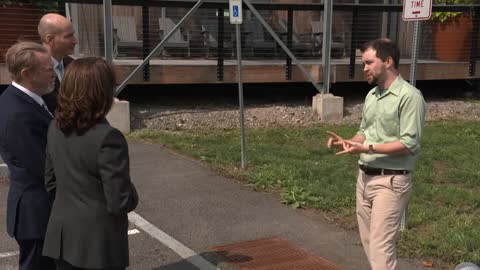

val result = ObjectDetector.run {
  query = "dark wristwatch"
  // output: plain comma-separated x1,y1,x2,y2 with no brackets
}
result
367,144,374,154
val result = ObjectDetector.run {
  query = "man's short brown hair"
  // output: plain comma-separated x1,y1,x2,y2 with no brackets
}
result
5,41,48,82
360,38,400,69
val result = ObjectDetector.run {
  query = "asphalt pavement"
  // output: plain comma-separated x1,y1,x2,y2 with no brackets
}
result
0,139,429,270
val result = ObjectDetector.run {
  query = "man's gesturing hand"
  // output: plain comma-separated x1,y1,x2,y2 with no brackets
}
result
336,140,368,156
326,131,344,149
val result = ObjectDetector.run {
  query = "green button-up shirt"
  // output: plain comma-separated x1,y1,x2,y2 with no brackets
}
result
357,75,426,171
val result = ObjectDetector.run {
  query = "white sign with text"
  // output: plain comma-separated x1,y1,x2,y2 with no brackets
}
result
403,0,432,21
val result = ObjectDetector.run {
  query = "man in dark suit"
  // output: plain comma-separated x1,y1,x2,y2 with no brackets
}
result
0,41,56,270
38,13,78,112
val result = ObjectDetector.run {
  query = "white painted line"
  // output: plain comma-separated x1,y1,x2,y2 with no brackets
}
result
0,164,7,167
128,229,140,235
128,212,219,270
0,251,19,258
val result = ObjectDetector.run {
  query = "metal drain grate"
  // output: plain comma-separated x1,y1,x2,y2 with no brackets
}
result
210,237,343,270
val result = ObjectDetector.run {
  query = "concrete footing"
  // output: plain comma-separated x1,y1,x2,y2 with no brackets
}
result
312,93,344,122
106,99,131,134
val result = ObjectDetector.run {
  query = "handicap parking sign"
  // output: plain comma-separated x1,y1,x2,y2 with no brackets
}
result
229,0,243,24
233,6,239,17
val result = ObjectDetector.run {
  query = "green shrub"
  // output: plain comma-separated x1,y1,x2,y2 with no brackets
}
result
432,0,476,23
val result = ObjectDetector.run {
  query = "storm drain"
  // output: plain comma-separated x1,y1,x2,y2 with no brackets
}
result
210,237,343,270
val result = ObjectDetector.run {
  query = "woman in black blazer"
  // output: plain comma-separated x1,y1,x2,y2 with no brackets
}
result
42,57,139,270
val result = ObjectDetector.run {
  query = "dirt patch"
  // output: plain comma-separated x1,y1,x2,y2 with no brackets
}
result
432,160,451,174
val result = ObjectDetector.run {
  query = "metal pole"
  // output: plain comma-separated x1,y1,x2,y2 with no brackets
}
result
402,20,421,232
322,0,333,94
103,0,113,63
285,8,293,80
217,8,225,81
243,0,322,93
409,21,421,87
381,0,389,38
115,0,205,96
160,7,166,56
236,24,247,169
468,7,479,77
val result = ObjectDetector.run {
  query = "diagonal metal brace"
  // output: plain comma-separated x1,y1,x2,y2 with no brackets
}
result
115,0,205,96
243,0,323,93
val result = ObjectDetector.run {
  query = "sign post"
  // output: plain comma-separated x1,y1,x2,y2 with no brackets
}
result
230,0,246,169
400,0,432,230
402,0,432,87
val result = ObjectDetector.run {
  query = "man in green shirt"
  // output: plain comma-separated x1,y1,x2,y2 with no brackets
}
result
327,39,426,270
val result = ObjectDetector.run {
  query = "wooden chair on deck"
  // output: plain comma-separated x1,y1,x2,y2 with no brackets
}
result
311,17,346,58
277,19,314,56
243,19,276,56
158,17,191,57
200,18,234,58
112,16,143,57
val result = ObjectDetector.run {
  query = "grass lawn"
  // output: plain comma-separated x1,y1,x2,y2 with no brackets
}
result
466,98,480,104
130,120,480,268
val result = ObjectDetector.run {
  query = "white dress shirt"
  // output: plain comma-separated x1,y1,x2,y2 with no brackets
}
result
12,81,53,117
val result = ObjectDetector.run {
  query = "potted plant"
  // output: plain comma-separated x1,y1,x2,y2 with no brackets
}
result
431,0,476,61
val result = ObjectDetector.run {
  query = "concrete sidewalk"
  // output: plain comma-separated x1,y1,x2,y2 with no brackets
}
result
127,139,429,270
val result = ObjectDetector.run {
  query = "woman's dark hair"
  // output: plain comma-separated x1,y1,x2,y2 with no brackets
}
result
360,38,400,69
56,57,116,135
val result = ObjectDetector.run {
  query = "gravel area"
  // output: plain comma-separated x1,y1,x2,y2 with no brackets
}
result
129,97,480,131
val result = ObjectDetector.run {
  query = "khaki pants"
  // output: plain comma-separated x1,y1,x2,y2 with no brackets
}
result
356,169,412,270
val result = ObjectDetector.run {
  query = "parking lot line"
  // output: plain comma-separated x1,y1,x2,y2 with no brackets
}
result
128,229,140,235
128,211,219,270
1,212,216,269
0,251,18,258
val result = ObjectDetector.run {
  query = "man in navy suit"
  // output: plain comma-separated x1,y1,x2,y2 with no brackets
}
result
0,41,56,270
38,13,78,112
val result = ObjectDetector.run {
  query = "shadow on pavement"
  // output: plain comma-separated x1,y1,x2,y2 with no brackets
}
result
152,251,250,270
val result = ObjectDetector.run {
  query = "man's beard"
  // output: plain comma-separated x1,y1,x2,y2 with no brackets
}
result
42,82,55,95
367,75,378,86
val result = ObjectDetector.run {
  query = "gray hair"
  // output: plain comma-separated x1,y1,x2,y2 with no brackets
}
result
5,41,48,82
